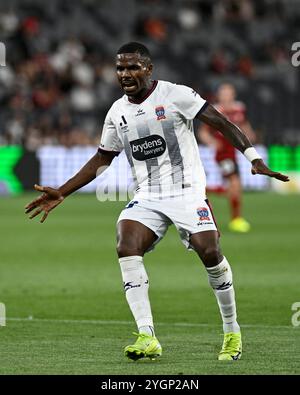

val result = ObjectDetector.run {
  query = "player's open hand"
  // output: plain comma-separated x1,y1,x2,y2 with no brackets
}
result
251,159,290,182
25,184,64,223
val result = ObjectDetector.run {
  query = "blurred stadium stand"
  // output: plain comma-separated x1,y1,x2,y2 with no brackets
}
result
0,0,299,147
0,0,299,194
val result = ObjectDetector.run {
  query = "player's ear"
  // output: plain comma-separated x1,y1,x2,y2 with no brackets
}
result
147,62,153,76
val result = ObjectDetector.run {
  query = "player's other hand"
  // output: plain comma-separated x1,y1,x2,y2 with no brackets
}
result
251,159,290,182
25,184,64,223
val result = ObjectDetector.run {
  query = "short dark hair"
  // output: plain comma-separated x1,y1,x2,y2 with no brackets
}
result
117,42,151,60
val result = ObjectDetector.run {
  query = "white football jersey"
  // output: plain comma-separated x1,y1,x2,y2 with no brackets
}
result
99,80,208,198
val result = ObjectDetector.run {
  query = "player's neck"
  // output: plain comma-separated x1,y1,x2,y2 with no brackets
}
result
220,101,234,110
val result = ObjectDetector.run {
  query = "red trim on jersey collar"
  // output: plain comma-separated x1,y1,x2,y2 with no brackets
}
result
128,80,158,104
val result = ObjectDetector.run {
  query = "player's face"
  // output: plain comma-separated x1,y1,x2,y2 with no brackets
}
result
116,53,153,98
217,84,236,104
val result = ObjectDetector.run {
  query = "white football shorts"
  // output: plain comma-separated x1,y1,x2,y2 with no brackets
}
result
117,191,218,252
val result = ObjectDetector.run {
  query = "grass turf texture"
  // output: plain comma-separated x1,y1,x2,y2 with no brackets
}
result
0,192,299,374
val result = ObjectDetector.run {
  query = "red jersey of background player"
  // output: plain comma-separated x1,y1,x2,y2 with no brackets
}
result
197,83,256,232
210,101,247,162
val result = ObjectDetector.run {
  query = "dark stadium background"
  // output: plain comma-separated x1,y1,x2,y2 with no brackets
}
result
0,0,299,376
1,0,300,194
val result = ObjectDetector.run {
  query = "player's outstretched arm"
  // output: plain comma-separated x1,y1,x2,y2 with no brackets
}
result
197,104,289,182
25,151,117,223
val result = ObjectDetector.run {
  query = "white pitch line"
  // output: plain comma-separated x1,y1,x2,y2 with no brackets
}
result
6,317,295,330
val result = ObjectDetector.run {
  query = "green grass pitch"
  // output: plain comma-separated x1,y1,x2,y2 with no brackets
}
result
0,191,299,374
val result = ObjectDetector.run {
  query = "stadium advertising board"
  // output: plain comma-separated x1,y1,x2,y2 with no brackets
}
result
2,145,300,195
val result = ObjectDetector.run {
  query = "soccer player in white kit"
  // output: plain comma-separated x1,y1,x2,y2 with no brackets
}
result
25,42,289,361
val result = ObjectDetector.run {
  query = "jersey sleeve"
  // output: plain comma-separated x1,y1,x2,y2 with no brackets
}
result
99,109,123,153
171,84,208,120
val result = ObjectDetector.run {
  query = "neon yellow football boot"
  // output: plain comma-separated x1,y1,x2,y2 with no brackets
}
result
124,332,162,361
229,217,250,233
218,332,242,361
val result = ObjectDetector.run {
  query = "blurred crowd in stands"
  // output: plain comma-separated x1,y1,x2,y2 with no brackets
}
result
0,0,299,150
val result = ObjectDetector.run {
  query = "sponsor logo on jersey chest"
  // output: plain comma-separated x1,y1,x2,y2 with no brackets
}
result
130,135,166,161
155,106,166,120
119,115,129,132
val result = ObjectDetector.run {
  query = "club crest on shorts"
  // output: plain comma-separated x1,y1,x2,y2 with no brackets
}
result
197,207,210,221
155,106,166,120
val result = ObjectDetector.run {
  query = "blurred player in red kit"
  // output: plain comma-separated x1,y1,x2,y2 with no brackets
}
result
198,83,256,233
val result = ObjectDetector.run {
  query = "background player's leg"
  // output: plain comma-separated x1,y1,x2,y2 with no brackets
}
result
228,173,242,220
117,219,157,336
190,230,240,335
227,173,250,232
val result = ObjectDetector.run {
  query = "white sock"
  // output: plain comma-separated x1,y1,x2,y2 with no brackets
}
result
139,325,155,337
119,256,154,332
206,257,240,334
